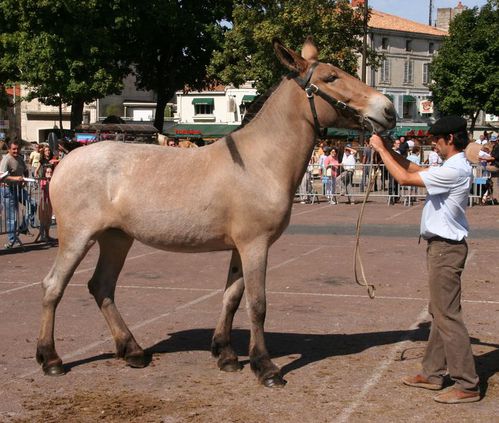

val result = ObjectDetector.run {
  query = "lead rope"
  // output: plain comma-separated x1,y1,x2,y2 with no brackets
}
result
353,134,378,299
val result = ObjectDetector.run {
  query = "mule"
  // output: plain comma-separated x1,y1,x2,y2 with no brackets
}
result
36,38,396,387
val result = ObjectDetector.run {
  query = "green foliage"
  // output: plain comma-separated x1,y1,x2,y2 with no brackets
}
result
208,0,379,92
125,0,233,130
105,103,123,117
0,0,131,125
430,0,498,126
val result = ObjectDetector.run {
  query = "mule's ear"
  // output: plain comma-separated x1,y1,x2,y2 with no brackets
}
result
273,38,308,73
301,36,319,62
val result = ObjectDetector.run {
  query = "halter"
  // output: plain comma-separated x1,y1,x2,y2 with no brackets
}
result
294,61,379,299
292,61,375,137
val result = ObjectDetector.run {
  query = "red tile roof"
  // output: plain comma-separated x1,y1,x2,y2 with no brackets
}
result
369,9,448,37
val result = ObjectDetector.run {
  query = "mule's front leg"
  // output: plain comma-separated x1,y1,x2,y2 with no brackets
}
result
241,243,286,387
212,249,244,372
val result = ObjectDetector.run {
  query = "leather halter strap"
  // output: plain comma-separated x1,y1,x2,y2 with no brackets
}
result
292,62,375,137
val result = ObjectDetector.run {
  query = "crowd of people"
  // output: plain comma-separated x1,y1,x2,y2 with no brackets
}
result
0,140,68,248
1,127,498,249
298,129,499,206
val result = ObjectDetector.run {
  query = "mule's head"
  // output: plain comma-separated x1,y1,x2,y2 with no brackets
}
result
273,37,396,133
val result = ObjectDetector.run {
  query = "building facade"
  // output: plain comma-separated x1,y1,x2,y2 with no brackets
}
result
6,1,495,144
363,8,447,132
166,83,257,141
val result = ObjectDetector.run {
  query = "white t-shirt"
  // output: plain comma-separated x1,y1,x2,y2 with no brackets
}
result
341,153,356,171
419,152,472,241
427,150,443,166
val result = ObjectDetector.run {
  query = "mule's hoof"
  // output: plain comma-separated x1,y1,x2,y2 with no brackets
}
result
218,359,242,372
125,354,149,368
262,375,286,388
43,363,65,376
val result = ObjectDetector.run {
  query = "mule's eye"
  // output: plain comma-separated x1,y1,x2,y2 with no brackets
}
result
325,74,338,83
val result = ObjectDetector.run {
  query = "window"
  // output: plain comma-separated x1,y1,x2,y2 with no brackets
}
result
423,63,430,85
429,42,434,54
192,98,214,115
405,40,412,52
381,37,388,50
380,59,390,83
194,104,214,115
403,60,414,84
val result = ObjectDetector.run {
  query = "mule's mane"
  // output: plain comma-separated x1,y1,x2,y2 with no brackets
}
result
238,79,283,129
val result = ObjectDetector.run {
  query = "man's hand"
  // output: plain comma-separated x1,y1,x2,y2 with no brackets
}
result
369,134,388,153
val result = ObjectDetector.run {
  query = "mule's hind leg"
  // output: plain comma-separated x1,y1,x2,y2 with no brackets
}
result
240,241,285,387
36,232,96,375
211,249,244,372
87,229,146,368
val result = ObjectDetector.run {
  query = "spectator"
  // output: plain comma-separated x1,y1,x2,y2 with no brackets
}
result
38,165,56,243
28,144,41,177
483,135,499,202
388,139,401,203
167,140,177,147
406,146,422,203
427,143,443,167
407,146,421,165
475,134,487,145
0,140,37,248
360,139,375,192
398,136,409,157
324,147,340,204
298,154,314,204
340,144,357,204
36,145,53,177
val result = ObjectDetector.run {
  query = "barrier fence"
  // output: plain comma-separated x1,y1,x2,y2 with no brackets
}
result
0,163,494,248
0,178,54,248
296,163,493,206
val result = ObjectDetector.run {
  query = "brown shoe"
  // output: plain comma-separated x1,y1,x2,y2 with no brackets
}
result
433,387,480,404
402,374,443,390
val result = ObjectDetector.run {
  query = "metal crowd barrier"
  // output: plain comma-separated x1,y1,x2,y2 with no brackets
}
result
0,178,55,248
0,163,493,249
296,163,492,206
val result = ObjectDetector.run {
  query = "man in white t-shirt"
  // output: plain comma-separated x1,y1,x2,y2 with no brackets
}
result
370,116,480,404
340,144,357,204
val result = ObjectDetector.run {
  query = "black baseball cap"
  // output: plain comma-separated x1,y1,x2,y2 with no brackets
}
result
429,116,467,136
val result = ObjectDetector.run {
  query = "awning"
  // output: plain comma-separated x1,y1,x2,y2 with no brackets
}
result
325,128,370,138
403,95,416,103
241,94,257,104
391,125,429,137
192,98,214,106
165,123,241,139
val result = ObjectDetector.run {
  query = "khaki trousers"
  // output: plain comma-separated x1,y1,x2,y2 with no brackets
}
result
422,238,479,393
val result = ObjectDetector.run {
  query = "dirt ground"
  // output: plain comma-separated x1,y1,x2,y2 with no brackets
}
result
1,199,498,422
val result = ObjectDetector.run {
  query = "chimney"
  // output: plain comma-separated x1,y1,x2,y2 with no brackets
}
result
436,2,467,31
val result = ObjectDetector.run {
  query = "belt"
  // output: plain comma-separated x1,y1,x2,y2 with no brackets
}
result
426,235,466,244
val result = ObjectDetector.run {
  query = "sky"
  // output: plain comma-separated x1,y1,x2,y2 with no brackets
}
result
368,0,489,25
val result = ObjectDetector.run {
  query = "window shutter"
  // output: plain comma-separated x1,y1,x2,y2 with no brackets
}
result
423,63,430,84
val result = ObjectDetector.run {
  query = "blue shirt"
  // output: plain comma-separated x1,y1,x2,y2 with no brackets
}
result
419,152,472,241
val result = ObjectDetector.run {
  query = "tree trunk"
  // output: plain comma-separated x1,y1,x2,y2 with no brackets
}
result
154,91,170,132
469,110,481,133
70,98,85,130
59,98,64,137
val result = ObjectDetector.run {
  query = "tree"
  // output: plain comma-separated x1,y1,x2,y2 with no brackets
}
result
208,0,380,93
0,0,131,130
430,0,499,130
0,1,22,139
125,0,233,131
